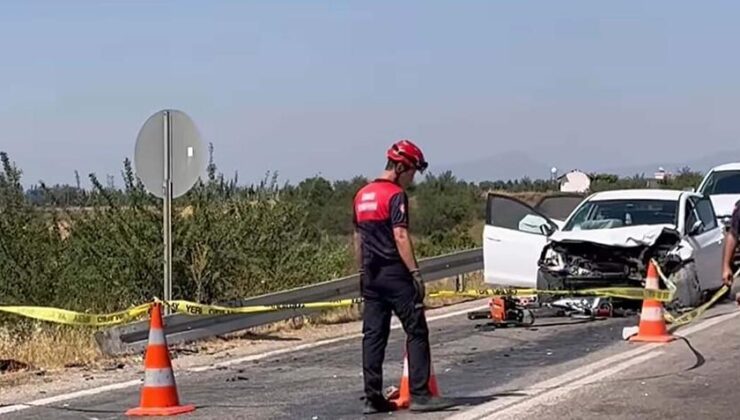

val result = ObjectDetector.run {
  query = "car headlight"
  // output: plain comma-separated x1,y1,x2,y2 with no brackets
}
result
542,248,565,270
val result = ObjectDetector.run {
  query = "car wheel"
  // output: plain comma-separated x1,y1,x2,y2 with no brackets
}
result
667,262,701,310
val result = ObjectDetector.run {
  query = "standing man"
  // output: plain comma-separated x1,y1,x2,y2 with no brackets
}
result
722,200,740,301
353,139,455,414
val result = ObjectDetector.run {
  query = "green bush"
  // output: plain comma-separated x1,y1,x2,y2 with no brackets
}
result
0,152,354,320
0,147,712,329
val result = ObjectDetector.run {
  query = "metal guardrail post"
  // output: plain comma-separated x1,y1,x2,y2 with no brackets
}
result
455,273,465,292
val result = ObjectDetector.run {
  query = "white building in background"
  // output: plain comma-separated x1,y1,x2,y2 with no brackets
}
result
558,170,591,193
654,167,666,180
654,167,673,181
645,166,674,188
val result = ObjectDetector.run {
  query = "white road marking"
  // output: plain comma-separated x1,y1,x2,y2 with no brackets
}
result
0,302,488,415
487,351,663,420
448,309,740,420
0,380,141,415
447,342,663,420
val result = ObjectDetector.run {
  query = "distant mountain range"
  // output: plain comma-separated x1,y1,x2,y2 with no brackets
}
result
437,149,740,182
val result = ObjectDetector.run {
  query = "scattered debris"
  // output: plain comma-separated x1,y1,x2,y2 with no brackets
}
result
102,363,125,371
0,359,31,373
622,326,639,340
63,362,86,369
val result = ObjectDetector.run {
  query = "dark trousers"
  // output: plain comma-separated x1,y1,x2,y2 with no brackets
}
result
361,262,432,400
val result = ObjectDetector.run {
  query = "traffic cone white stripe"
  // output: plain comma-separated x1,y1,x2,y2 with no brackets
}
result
640,306,663,321
144,368,176,387
629,261,675,343
126,302,196,416
148,327,166,345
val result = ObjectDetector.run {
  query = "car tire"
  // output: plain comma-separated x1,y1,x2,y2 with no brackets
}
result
667,262,701,310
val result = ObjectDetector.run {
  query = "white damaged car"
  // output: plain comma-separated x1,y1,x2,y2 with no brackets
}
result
483,189,725,310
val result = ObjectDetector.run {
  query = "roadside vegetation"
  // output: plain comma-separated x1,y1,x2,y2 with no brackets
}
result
0,147,705,369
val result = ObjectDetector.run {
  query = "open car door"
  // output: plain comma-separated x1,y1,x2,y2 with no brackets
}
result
484,194,561,288
533,192,586,228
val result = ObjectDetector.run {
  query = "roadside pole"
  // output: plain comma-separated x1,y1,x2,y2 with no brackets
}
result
134,109,206,315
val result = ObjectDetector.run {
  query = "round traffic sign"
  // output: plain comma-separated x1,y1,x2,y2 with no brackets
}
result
134,109,206,199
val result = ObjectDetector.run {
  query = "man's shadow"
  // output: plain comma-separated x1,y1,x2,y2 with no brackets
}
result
451,391,527,407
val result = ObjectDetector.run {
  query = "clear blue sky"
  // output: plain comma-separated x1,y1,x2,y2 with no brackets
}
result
1,1,739,186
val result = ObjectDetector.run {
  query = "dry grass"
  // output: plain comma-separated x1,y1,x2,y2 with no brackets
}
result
468,221,485,246
0,325,104,373
425,272,485,307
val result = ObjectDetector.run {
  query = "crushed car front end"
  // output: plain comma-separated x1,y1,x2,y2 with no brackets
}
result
534,226,684,308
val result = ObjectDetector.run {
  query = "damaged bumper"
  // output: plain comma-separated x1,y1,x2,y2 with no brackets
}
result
534,226,683,304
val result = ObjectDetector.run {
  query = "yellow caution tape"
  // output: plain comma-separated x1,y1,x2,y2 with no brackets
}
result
429,289,535,299
0,297,366,325
7,264,722,327
0,302,153,326
665,285,729,327
650,259,678,294
429,286,675,302
164,298,365,316
655,259,739,327
0,297,367,325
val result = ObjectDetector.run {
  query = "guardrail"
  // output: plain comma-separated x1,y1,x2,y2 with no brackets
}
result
94,247,483,356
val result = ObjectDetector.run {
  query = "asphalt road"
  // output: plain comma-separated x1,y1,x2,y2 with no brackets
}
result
503,303,740,420
3,298,739,420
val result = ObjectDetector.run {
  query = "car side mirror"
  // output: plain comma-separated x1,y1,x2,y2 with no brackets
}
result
689,219,703,235
540,223,556,236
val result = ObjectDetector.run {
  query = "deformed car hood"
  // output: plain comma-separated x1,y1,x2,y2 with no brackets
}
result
549,224,679,248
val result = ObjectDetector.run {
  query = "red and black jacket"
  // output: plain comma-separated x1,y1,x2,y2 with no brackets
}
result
353,179,409,268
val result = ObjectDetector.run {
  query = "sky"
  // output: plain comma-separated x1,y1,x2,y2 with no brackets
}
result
1,1,739,187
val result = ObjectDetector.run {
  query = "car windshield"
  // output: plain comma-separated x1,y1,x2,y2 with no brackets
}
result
700,170,740,195
562,199,678,231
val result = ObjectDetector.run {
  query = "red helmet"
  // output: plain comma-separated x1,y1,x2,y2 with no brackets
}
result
386,139,428,172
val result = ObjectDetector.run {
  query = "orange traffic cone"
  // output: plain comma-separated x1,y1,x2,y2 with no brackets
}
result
629,261,676,343
389,349,441,409
126,302,196,416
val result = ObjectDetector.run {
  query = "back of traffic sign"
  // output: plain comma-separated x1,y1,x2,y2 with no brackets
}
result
133,109,206,312
134,109,206,199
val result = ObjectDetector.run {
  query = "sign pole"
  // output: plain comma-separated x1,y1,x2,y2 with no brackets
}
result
135,108,205,317
163,111,173,315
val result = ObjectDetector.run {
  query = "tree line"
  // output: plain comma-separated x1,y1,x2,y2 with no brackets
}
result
0,147,708,329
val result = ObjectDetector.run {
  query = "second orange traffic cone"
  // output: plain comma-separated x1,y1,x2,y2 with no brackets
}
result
629,261,676,343
389,349,441,409
126,302,196,416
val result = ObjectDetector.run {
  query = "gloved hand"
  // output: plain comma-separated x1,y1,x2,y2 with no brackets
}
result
411,269,425,307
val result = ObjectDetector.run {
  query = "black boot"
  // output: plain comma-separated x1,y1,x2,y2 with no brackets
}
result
409,395,456,412
363,395,397,415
